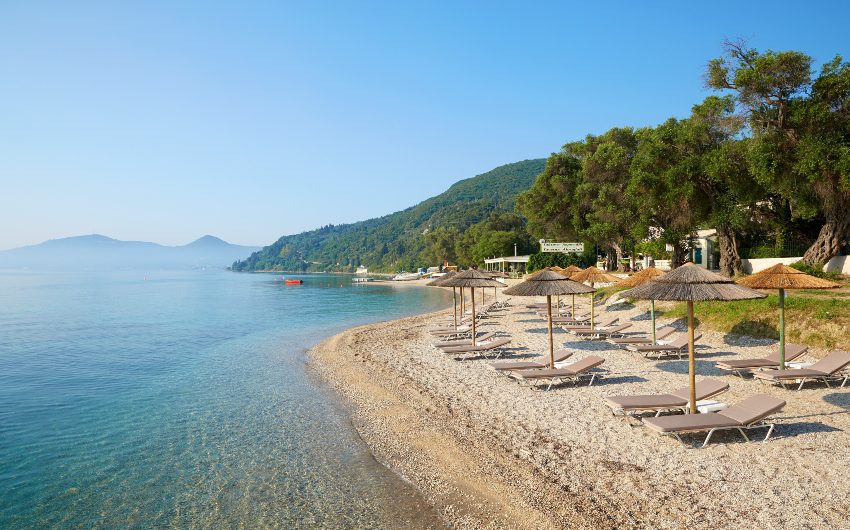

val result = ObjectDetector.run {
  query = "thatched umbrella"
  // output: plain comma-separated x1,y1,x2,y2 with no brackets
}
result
427,272,458,329
569,266,620,329
440,270,503,341
615,267,666,344
503,269,595,368
561,264,583,278
622,264,765,414
738,264,839,369
554,265,585,314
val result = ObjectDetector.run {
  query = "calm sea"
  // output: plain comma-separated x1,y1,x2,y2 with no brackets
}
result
0,271,450,529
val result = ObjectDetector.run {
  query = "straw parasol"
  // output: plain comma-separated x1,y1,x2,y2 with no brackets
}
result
561,264,583,278
427,272,458,329
440,270,503,341
503,269,595,368
738,263,839,369
553,265,585,314
615,267,666,344
621,264,766,415
568,266,620,329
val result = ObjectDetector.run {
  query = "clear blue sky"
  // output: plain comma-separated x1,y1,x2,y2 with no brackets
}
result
1,1,847,249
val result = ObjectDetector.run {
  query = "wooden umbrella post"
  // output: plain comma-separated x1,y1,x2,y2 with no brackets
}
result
651,299,657,345
460,286,464,315
572,294,575,317
547,294,554,368
471,287,477,340
590,282,595,329
452,287,458,329
779,288,786,370
687,300,696,415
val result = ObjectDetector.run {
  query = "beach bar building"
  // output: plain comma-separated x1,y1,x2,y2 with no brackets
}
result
484,254,530,274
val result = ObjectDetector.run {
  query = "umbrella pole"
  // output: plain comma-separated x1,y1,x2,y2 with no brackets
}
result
687,300,696,415
452,287,458,329
590,281,595,329
779,288,786,370
572,294,575,317
547,295,554,368
460,287,464,315
651,299,657,345
557,295,561,315
471,288,477,340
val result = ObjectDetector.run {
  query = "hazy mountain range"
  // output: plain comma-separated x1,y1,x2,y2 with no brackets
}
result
0,235,261,271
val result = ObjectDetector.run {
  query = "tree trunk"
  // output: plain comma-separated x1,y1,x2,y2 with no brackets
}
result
671,242,687,269
803,186,850,267
717,226,742,277
611,242,623,271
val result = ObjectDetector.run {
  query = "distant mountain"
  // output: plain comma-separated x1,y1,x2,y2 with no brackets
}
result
0,234,260,271
233,159,546,272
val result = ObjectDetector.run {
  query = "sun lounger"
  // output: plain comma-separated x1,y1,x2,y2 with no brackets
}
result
609,326,676,345
440,337,512,360
605,379,730,417
434,332,497,349
490,349,573,371
628,334,701,360
429,325,471,338
752,351,850,390
643,395,786,448
516,356,605,390
716,343,808,377
550,313,590,324
572,323,633,340
562,315,618,330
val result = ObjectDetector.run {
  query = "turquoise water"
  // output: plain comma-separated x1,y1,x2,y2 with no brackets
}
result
0,271,450,529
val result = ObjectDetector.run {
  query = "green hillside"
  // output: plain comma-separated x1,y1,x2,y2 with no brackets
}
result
232,159,546,272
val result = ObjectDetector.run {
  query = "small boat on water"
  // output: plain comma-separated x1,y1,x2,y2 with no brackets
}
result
352,277,374,283
284,279,303,285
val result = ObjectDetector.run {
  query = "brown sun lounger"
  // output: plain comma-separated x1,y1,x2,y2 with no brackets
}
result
550,313,590,324
434,332,496,349
490,349,573,371
752,351,850,390
440,337,512,360
429,326,475,339
572,323,633,340
609,326,676,345
643,395,786,448
516,356,605,390
562,315,618,330
605,379,730,417
716,343,808,377
627,334,701,360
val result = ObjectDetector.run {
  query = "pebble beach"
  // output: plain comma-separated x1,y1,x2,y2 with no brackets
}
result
309,284,850,529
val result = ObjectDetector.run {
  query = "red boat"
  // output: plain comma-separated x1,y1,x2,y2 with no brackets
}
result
284,279,303,285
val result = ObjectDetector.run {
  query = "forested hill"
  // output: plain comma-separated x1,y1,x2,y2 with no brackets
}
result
232,159,546,272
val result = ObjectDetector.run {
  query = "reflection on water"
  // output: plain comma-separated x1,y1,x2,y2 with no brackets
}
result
0,271,448,528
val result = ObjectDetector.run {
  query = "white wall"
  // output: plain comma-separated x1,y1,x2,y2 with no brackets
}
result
825,255,850,274
741,257,801,274
743,256,850,274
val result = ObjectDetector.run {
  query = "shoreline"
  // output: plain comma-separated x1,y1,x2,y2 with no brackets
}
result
308,296,850,529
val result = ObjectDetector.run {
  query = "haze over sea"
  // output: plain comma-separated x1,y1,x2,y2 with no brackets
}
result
0,270,450,528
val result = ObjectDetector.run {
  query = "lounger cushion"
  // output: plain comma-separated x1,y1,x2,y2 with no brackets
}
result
643,414,736,434
717,358,781,369
718,395,785,425
754,368,829,380
518,356,604,379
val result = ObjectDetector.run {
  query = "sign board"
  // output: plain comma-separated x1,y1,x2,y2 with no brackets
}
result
539,240,584,254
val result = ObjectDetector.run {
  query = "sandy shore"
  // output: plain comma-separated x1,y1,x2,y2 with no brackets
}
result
308,292,850,529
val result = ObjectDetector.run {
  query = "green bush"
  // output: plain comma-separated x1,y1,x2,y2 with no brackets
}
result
790,261,842,280
527,250,595,272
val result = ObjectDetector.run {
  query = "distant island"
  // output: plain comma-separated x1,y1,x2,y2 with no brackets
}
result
0,234,260,271
232,159,546,273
